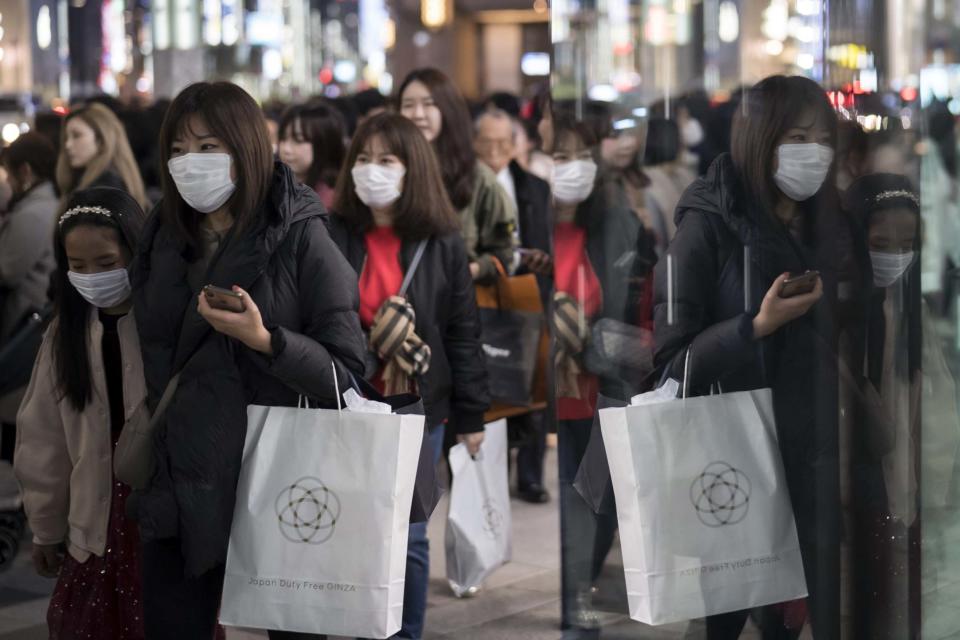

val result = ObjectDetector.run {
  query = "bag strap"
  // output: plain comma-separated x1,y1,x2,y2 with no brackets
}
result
399,239,429,297
680,346,723,399
150,371,182,426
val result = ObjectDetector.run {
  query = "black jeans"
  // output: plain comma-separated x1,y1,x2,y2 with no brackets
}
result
704,608,802,640
558,418,617,630
512,411,547,490
142,539,327,640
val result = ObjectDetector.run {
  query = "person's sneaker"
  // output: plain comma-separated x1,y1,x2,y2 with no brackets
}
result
518,484,551,504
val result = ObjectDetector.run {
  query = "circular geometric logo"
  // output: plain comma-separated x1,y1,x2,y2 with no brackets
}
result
482,500,503,539
275,477,341,544
689,462,751,527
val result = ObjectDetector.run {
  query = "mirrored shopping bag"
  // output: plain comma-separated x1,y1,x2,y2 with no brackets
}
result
445,419,512,597
573,395,627,516
219,394,425,638
599,384,807,625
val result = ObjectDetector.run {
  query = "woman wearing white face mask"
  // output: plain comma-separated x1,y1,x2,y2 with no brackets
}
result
328,113,489,640
130,82,366,640
548,117,658,632
15,187,148,639
654,75,845,638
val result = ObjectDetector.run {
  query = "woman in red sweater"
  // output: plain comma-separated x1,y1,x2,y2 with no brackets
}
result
549,115,657,632
328,113,490,639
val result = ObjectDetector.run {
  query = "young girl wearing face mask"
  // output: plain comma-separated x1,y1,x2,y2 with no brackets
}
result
549,117,657,632
653,75,843,638
15,187,147,639
131,82,366,639
842,174,957,639
328,113,490,640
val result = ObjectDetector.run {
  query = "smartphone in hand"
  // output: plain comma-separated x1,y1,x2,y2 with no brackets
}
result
203,285,246,312
779,271,820,298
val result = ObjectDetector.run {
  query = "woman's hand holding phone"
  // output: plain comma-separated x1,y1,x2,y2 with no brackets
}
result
752,272,823,339
198,285,273,354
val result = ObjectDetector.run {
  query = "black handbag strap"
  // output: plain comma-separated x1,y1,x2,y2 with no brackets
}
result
399,240,428,297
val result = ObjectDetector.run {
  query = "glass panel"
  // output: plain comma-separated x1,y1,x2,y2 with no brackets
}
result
549,0,960,636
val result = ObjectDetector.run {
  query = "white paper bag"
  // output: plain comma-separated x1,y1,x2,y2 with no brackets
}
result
219,403,424,638
600,388,807,625
445,419,512,597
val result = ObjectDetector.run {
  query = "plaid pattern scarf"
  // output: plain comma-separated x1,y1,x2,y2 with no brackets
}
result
553,291,589,399
369,295,432,395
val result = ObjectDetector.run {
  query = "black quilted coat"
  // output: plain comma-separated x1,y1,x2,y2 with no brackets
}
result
131,163,366,577
653,154,843,638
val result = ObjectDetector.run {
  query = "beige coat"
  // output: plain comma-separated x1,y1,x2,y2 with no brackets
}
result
14,310,146,562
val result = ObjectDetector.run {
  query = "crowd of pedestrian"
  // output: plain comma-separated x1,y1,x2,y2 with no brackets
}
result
0,69,955,640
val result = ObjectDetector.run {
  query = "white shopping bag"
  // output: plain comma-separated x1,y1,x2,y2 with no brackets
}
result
445,419,512,597
600,385,807,625
219,400,424,638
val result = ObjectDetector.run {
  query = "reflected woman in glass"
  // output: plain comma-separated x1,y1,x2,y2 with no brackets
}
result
843,173,957,639
654,75,842,638
550,115,657,634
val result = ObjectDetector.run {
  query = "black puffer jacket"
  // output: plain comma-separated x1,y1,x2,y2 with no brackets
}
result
131,163,366,577
327,218,490,434
653,154,842,637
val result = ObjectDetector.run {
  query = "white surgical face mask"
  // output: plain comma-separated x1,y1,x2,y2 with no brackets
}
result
68,268,131,309
773,143,834,202
167,153,237,214
552,159,598,205
682,118,704,148
871,250,914,288
352,164,405,209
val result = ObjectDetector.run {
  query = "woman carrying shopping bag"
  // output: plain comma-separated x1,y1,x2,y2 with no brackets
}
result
653,75,846,638
15,187,147,639
328,112,491,639
130,81,367,639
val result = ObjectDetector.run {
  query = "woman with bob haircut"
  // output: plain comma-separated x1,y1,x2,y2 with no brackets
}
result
130,81,366,639
653,75,844,638
329,112,490,639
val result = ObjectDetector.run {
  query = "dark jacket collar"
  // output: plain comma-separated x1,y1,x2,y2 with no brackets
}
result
676,153,812,280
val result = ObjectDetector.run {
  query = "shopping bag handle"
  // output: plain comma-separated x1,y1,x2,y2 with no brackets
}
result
680,347,723,400
298,363,344,414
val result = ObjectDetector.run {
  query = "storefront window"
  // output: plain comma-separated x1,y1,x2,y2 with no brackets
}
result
550,0,960,636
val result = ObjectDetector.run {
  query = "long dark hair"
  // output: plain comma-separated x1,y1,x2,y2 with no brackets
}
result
731,75,838,215
398,69,477,210
158,82,274,252
52,188,146,411
333,113,459,242
278,99,347,190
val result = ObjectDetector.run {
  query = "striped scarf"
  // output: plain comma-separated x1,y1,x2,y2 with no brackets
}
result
553,292,589,399
369,295,432,395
